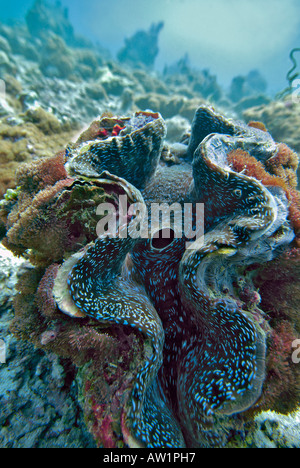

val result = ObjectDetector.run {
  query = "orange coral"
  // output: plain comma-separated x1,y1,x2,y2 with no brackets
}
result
247,121,267,132
265,143,299,189
227,149,287,189
15,151,69,194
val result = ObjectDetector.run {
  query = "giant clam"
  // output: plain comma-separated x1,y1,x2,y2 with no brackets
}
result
65,111,167,189
3,106,298,447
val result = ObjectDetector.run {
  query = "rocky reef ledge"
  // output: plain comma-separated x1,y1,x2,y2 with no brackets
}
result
0,244,95,448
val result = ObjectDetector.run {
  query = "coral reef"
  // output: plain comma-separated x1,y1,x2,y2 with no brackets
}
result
39,34,75,79
0,107,77,200
163,55,223,103
0,0,274,143
2,105,299,448
117,22,164,69
26,0,90,48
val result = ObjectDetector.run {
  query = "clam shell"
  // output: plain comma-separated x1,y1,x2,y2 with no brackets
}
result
53,248,88,318
65,111,167,189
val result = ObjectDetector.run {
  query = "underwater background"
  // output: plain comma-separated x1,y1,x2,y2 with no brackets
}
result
0,0,299,448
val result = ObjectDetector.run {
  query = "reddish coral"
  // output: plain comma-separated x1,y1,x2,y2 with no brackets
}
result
3,178,73,264
82,335,141,449
93,407,116,448
16,151,69,193
74,114,127,146
1,152,73,263
1,152,112,265
265,143,299,189
9,258,144,448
